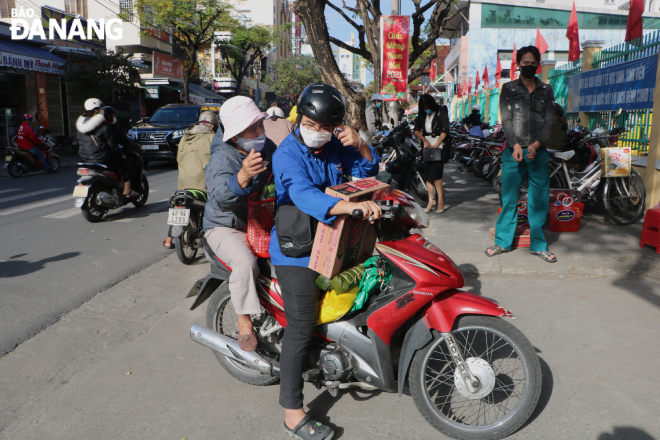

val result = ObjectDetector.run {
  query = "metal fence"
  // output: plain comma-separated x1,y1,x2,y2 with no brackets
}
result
592,31,660,68
488,88,499,124
548,58,582,110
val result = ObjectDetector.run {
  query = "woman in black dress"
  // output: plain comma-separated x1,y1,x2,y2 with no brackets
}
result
413,94,451,213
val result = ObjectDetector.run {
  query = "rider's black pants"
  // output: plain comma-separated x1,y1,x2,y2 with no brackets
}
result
104,155,136,187
275,265,320,410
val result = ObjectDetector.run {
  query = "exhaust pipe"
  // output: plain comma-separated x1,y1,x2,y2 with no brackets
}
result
190,324,279,375
97,192,119,207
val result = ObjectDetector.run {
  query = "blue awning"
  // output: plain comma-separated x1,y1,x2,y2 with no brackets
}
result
0,39,66,63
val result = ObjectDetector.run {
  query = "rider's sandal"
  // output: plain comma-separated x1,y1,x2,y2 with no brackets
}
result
284,415,335,440
238,334,258,352
123,190,140,197
485,245,510,257
530,251,557,263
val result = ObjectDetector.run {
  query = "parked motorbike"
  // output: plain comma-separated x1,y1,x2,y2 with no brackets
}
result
73,163,149,222
4,145,60,178
375,124,429,207
41,129,78,156
167,189,207,264
187,190,542,440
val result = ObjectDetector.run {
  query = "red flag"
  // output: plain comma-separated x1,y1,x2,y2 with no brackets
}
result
430,61,436,82
457,82,462,97
475,69,480,90
510,44,518,80
625,0,644,42
567,2,580,62
495,55,502,83
468,77,472,94
483,65,490,87
463,80,468,96
535,28,549,74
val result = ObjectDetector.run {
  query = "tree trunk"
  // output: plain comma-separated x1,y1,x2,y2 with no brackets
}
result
293,0,367,132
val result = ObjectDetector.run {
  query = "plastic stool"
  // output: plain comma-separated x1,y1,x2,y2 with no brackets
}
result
640,208,660,253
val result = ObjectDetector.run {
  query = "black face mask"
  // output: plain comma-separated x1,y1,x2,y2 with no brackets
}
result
520,65,538,79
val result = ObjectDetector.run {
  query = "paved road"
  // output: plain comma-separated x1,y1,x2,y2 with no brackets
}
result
0,162,179,355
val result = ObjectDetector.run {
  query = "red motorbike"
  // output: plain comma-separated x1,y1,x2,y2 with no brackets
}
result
188,190,542,440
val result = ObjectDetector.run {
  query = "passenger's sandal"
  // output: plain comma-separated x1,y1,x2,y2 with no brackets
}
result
284,415,334,440
485,245,509,257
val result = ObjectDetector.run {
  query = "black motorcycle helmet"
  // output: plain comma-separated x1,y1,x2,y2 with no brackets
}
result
295,83,345,126
103,106,117,122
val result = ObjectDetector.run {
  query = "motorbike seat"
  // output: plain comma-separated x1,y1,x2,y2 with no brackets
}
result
548,150,576,162
257,258,277,280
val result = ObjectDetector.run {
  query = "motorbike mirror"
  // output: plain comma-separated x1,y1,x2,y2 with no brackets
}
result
615,108,623,117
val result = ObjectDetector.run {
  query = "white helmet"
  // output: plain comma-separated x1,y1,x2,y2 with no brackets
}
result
198,110,219,125
266,107,285,118
84,98,104,111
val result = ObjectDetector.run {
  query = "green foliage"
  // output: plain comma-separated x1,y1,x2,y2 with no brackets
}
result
64,49,143,103
265,55,321,106
361,81,375,103
215,23,284,93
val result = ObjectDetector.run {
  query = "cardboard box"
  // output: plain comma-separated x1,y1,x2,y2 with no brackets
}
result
601,147,631,177
309,178,390,278
489,228,530,249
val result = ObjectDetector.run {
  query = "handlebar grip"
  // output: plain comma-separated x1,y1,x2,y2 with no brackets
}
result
352,209,363,219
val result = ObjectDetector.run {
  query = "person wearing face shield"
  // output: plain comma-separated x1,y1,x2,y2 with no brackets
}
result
270,83,380,439
487,46,557,264
365,93,384,137
203,97,276,352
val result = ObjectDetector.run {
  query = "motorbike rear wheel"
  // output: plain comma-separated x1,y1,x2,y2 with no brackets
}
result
603,169,646,225
81,187,107,222
175,223,198,265
206,284,280,386
409,316,542,440
7,159,23,178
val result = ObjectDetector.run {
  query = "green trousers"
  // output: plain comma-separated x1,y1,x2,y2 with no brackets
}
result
495,147,550,253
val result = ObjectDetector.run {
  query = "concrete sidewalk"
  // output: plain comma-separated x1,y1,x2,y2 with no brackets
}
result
1,252,660,439
425,163,660,277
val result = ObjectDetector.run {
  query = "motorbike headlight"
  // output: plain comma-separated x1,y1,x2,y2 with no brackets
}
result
404,202,429,229
127,129,137,140
172,129,186,139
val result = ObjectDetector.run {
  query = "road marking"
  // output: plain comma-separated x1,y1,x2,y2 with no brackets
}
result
0,195,70,216
106,198,170,223
0,188,64,204
43,207,80,219
0,189,21,195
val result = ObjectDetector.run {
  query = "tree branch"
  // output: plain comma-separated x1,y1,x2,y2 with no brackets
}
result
339,0,359,15
328,36,371,60
408,45,437,83
326,1,361,31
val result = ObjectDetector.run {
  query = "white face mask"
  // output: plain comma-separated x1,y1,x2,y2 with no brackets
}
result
300,125,332,149
235,133,267,152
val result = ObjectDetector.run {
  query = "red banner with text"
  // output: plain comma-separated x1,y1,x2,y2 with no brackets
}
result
380,15,410,102
153,51,184,79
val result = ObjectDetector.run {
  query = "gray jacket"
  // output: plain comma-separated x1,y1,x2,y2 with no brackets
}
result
365,104,383,136
203,129,276,232
500,78,555,148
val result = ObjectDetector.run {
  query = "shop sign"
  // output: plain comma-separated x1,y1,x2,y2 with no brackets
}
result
567,55,657,113
380,15,410,102
153,51,184,79
0,52,65,75
145,86,159,99
180,92,205,104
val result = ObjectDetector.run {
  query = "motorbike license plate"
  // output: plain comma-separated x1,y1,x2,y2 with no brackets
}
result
141,145,159,150
73,185,89,197
168,208,191,226
4,155,11,162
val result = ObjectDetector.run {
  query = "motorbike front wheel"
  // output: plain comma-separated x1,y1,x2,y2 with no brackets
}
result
174,223,198,264
132,174,150,207
409,315,542,440
49,156,61,171
206,284,280,386
410,171,429,207
603,169,646,225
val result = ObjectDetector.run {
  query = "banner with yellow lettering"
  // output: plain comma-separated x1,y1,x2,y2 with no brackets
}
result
380,15,410,102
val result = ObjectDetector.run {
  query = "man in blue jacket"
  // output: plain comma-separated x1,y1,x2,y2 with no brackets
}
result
203,96,276,351
270,83,381,440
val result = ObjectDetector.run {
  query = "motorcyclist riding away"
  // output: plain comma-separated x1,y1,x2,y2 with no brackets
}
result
17,113,54,172
77,98,136,196
103,106,143,194
269,83,381,439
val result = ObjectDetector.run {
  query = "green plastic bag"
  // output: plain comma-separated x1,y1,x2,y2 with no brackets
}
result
349,257,391,314
315,265,365,294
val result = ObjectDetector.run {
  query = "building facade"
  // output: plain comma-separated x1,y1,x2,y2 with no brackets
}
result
444,0,660,89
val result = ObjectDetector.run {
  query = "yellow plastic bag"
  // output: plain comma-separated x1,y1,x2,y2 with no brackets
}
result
317,285,359,325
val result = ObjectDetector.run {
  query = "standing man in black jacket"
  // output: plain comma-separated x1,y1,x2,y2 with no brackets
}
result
76,98,137,196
